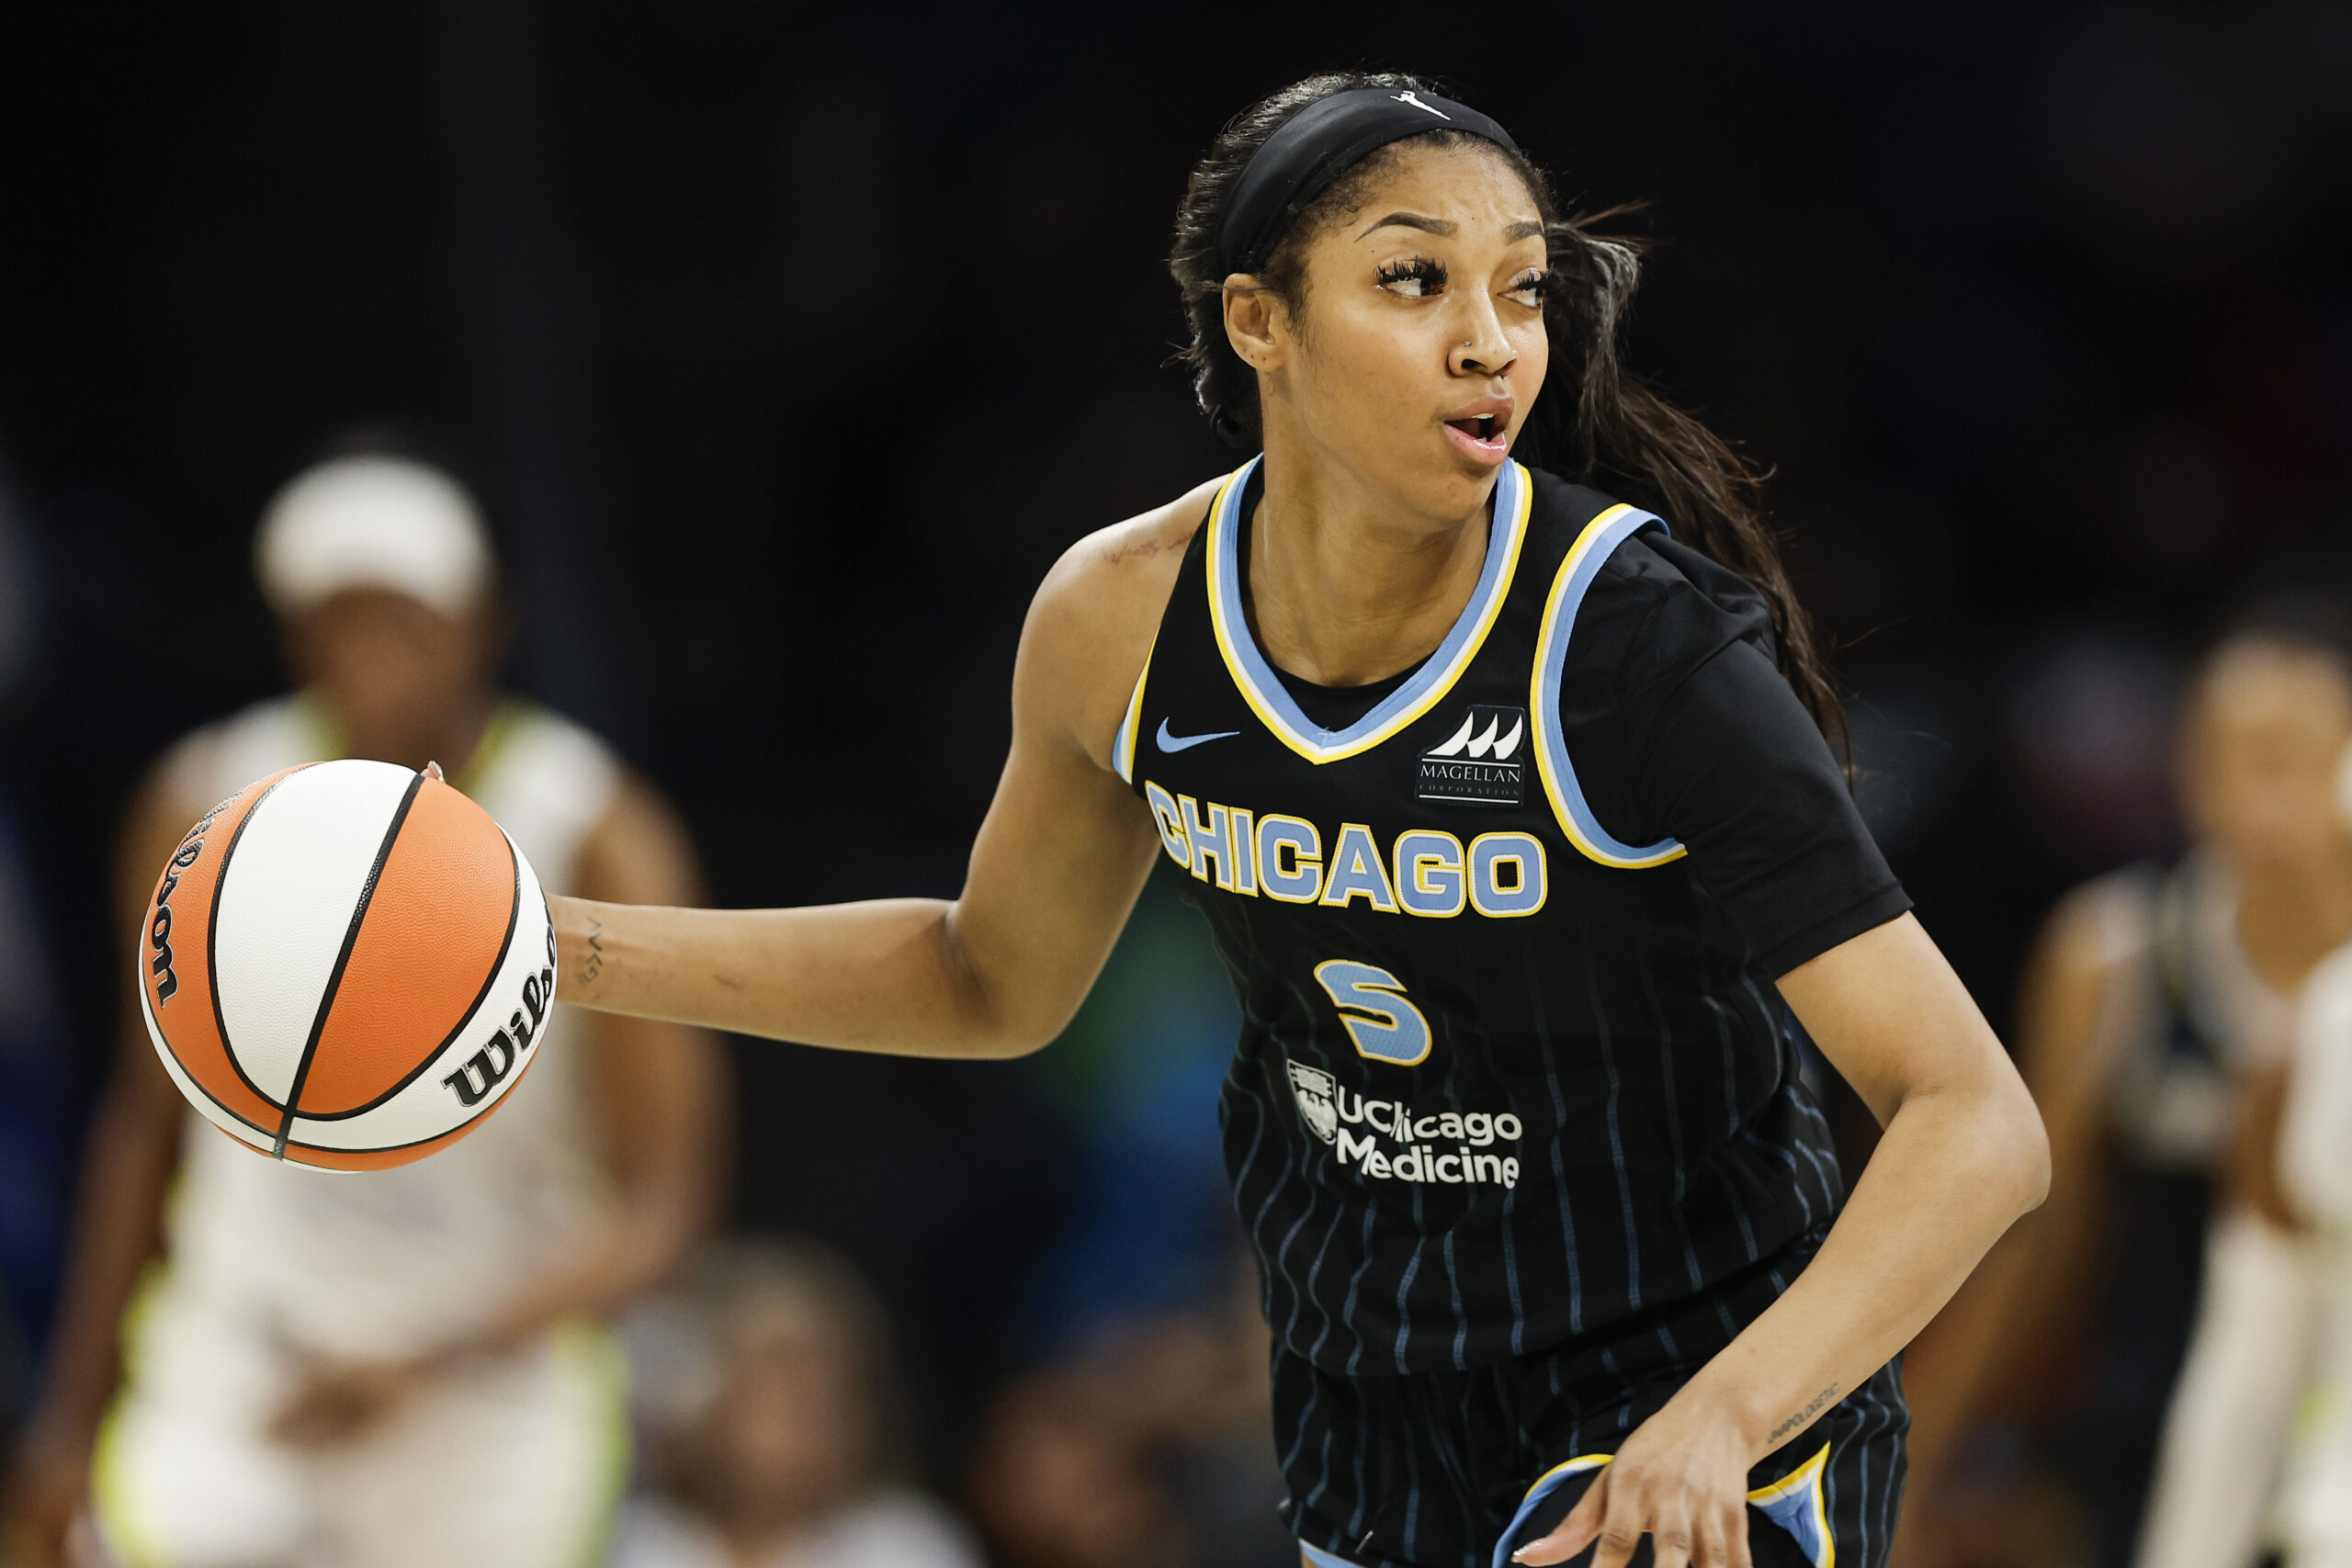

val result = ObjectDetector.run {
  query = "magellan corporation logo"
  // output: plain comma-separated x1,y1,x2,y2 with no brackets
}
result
1415,705,1526,807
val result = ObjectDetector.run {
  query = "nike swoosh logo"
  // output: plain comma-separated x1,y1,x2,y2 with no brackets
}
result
1157,718,1240,753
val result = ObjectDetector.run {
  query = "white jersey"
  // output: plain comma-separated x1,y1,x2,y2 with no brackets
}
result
2277,943,2352,1559
2134,862,2326,1568
153,694,620,1359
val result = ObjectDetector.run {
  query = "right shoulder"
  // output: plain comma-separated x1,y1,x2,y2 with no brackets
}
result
1020,473,1227,773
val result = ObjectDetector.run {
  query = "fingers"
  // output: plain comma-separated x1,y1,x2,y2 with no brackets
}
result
1514,1477,1753,1568
1724,1504,1754,1568
1589,1517,1649,1568
1647,1522,1694,1568
1518,1472,1651,1568
1512,1470,1607,1564
1696,1502,1754,1568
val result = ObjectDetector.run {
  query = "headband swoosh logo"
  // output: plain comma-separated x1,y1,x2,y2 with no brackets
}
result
1157,719,1240,754
1392,91,1450,120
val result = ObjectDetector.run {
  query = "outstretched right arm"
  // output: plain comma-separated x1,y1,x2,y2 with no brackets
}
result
550,479,1217,1058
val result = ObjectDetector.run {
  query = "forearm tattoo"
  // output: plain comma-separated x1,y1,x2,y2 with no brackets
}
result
1768,1383,1838,1445
582,917,605,987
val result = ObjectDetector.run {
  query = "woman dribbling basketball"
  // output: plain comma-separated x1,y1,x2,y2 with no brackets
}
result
544,73,2047,1568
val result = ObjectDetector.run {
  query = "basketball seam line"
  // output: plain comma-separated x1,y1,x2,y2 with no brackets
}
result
294,829,523,1122
277,1050,535,1158
203,769,302,1120
141,979,273,1140
272,768,426,1158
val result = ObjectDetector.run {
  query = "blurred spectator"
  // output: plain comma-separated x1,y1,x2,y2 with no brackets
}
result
0,448,725,1568
968,1263,1295,1568
1902,604,2352,1568
613,1238,979,1568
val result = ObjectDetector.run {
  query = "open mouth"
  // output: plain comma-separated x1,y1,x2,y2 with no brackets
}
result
1443,412,1510,462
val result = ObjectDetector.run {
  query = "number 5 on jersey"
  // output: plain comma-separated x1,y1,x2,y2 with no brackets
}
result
1313,960,1432,1066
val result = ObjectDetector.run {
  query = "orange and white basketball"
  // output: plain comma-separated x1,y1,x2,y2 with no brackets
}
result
139,758,556,1170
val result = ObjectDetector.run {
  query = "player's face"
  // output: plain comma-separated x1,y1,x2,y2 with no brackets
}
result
286,587,494,756
701,1335,865,1513
2180,644,2352,873
1246,141,1550,521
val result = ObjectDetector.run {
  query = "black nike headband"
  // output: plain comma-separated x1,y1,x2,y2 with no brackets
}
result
1214,86,1521,278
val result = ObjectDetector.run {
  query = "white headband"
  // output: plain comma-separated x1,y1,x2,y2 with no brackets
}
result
254,456,492,618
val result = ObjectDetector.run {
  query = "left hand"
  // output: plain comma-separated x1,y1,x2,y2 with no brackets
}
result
266,1353,435,1449
1511,1396,1757,1568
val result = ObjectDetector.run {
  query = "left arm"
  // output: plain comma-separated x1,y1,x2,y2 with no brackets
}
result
1519,912,2047,1567
273,774,727,1445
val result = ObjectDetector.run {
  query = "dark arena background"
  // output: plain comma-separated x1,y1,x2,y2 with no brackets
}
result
2,6,2349,1567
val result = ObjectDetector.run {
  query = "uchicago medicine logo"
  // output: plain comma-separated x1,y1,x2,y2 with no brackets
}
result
1288,1059,1340,1144
1287,1055,1523,1189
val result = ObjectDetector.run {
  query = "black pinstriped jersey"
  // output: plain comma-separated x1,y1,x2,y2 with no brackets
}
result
1114,457,1908,1378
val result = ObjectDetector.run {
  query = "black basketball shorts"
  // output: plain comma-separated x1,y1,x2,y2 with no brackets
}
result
1275,1344,1907,1568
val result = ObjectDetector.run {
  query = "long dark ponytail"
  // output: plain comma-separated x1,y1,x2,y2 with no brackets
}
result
1169,73,1848,762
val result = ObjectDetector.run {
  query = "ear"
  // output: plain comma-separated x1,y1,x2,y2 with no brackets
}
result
1220,275,1289,373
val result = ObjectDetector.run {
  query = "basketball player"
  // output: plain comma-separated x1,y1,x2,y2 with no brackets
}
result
2271,740,2352,1568
2132,627,2352,1568
1891,615,2352,1568
1,453,725,1568
551,76,2049,1568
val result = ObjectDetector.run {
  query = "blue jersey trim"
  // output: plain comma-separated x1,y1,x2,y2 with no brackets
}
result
1747,1441,1836,1566
1109,636,1153,784
1486,1442,1836,1568
1492,1454,1612,1568
1528,503,1686,869
1209,457,1531,764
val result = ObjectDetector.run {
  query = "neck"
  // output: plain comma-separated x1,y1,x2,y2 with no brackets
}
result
712,1494,831,1567
330,691,500,779
1243,438,1496,689
2233,849,2352,995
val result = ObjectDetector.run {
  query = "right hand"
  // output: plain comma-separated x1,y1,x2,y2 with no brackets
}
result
1,1422,94,1568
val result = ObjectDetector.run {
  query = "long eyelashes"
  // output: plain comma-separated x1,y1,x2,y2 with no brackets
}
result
1376,257,1553,306
1376,256,1448,298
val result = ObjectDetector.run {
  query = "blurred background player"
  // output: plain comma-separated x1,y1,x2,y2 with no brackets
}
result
2266,741,2352,1568
2132,618,2352,1568
2,449,726,1568
614,1239,978,1568
1900,607,2352,1568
